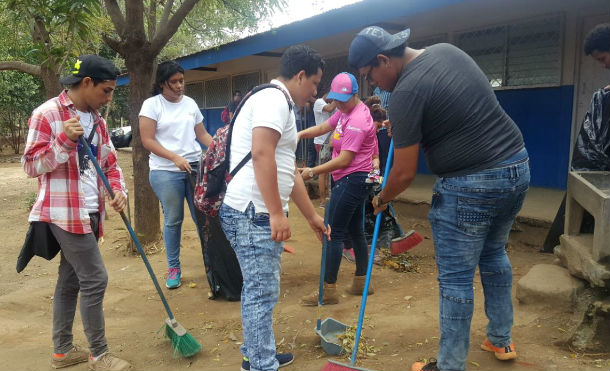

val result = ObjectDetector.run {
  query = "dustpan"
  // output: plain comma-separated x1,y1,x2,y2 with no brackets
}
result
315,200,349,355
318,140,397,371
315,317,348,355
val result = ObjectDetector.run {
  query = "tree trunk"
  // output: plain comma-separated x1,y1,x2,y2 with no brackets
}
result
125,55,160,245
40,65,62,99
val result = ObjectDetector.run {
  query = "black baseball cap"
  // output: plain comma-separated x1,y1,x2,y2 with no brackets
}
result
60,55,120,85
348,26,410,69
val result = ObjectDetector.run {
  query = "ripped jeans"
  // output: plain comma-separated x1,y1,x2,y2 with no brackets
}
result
428,148,530,371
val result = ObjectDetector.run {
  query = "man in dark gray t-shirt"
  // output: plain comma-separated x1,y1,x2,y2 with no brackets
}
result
389,43,523,177
349,26,531,371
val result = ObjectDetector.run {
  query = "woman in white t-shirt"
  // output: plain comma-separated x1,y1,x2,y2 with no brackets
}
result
139,61,213,289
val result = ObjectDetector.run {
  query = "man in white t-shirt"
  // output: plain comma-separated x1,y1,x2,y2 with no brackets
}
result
220,45,329,371
312,93,336,207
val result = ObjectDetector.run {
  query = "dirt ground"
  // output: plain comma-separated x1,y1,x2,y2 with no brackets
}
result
0,150,608,371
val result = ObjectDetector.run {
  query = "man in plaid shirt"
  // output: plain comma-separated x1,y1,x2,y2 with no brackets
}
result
22,55,130,371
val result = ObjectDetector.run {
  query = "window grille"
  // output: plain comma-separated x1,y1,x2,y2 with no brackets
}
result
185,82,204,108
319,55,359,96
204,77,230,108
232,72,261,95
409,34,448,49
456,15,562,88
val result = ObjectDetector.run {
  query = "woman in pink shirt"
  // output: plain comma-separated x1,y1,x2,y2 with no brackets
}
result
298,72,378,305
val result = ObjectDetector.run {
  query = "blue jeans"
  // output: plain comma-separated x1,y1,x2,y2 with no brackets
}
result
428,148,530,371
220,202,283,371
149,165,200,269
325,172,372,284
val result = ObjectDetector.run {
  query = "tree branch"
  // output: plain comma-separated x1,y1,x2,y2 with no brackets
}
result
147,0,157,41
158,0,175,30
0,61,42,77
151,0,199,55
102,34,125,56
125,0,146,44
103,0,126,38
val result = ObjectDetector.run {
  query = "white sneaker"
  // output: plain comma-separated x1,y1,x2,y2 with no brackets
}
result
51,344,88,369
88,352,131,371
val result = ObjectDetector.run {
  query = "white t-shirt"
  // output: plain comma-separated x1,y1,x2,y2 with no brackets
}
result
224,79,297,214
77,109,99,213
139,94,204,171
313,98,334,145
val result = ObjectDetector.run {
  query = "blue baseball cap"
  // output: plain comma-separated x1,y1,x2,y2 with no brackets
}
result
327,72,359,102
348,26,410,69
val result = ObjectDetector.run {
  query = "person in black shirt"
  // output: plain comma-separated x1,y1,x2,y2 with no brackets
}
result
349,26,530,371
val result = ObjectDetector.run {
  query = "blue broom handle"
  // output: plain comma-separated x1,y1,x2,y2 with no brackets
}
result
79,137,175,321
317,203,329,331
350,139,394,365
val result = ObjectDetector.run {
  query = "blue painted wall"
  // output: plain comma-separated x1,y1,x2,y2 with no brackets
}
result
417,85,574,189
202,108,225,137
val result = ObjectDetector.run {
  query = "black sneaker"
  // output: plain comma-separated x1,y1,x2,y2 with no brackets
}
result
241,353,294,371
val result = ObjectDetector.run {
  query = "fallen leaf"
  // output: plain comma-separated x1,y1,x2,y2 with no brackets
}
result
470,361,480,367
188,282,197,288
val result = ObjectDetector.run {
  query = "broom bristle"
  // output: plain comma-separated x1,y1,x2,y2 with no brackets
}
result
165,323,202,358
320,360,376,371
390,230,423,256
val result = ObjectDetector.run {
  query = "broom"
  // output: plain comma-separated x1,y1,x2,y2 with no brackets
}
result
320,140,398,371
80,137,202,358
387,202,423,255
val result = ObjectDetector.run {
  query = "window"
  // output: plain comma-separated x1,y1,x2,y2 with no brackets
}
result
204,77,230,108
409,34,448,49
232,72,261,96
185,82,204,108
456,15,562,88
319,55,359,96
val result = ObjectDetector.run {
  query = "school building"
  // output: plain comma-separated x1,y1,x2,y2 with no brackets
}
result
120,0,610,189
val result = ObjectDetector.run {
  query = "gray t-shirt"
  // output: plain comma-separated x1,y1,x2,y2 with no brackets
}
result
389,43,524,177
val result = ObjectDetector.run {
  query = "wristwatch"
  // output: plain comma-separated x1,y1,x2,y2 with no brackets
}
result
375,194,389,208
308,168,314,178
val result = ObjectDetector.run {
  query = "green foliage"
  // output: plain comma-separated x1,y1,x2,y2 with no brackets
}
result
105,85,130,128
1,0,110,75
0,70,44,153
23,191,37,210
166,0,285,56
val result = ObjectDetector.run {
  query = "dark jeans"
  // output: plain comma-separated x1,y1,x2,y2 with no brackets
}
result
49,213,108,357
325,172,372,284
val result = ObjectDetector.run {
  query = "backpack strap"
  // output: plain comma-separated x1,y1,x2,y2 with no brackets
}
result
226,83,293,177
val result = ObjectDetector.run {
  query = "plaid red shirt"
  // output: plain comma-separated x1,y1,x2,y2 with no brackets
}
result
22,90,126,237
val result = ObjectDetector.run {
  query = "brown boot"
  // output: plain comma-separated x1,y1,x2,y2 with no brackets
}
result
348,275,374,295
300,283,339,306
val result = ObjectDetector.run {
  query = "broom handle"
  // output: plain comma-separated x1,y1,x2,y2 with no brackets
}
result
350,139,394,365
317,202,329,331
387,203,405,236
79,137,176,321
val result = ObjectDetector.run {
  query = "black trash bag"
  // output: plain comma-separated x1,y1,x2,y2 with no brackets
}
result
364,184,401,249
571,88,610,171
542,88,607,252
199,214,242,301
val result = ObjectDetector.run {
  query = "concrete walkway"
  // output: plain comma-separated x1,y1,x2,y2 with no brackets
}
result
395,174,565,225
